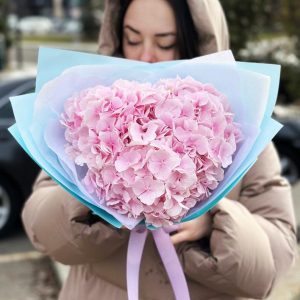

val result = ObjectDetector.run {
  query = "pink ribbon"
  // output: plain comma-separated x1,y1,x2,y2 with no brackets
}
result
127,226,190,300
127,226,148,300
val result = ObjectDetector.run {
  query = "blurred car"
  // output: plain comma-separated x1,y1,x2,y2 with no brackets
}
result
273,105,300,185
18,16,54,35
0,77,39,237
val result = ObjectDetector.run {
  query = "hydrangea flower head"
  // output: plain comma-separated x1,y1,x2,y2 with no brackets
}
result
61,76,242,226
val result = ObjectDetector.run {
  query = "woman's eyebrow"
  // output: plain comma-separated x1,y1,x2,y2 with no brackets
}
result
124,25,141,35
155,32,176,37
124,25,176,37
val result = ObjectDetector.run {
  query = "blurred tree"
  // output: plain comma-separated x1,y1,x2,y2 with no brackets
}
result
280,0,300,103
221,0,276,55
81,0,103,41
0,0,9,69
221,0,300,104
0,0,7,32
281,0,300,55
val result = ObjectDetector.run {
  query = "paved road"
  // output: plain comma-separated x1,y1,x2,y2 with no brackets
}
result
0,227,33,254
0,253,59,300
0,227,60,300
7,40,98,70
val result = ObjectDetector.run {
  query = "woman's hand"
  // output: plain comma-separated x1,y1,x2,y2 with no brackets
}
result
170,213,212,245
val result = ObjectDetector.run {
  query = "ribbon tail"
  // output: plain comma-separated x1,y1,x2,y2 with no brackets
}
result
127,227,148,300
152,228,190,300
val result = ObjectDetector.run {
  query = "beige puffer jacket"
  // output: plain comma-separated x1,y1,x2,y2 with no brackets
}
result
22,1,297,299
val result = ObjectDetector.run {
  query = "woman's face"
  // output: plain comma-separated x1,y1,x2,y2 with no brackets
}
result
122,0,179,62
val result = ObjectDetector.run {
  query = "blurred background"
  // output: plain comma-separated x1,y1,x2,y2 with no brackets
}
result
0,1,299,300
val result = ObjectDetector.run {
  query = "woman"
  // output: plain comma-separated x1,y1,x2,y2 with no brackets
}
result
22,0,297,299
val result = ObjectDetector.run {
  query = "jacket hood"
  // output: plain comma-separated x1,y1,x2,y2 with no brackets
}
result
98,0,229,57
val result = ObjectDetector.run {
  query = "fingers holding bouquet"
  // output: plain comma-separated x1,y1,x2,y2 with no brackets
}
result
170,213,212,245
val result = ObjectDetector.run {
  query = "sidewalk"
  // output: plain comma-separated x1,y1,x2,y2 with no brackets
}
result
293,182,300,241
0,40,98,82
268,245,300,300
0,252,59,300
0,64,36,81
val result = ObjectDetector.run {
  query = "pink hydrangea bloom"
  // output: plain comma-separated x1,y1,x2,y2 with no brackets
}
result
61,76,242,226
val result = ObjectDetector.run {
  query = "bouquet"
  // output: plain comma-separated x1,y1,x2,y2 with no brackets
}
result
9,48,282,300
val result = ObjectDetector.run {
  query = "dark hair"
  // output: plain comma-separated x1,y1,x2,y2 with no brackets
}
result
116,0,199,59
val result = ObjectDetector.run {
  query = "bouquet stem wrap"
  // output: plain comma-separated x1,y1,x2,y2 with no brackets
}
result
128,227,190,300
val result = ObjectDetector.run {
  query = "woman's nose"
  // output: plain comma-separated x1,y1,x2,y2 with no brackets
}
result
139,44,156,63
